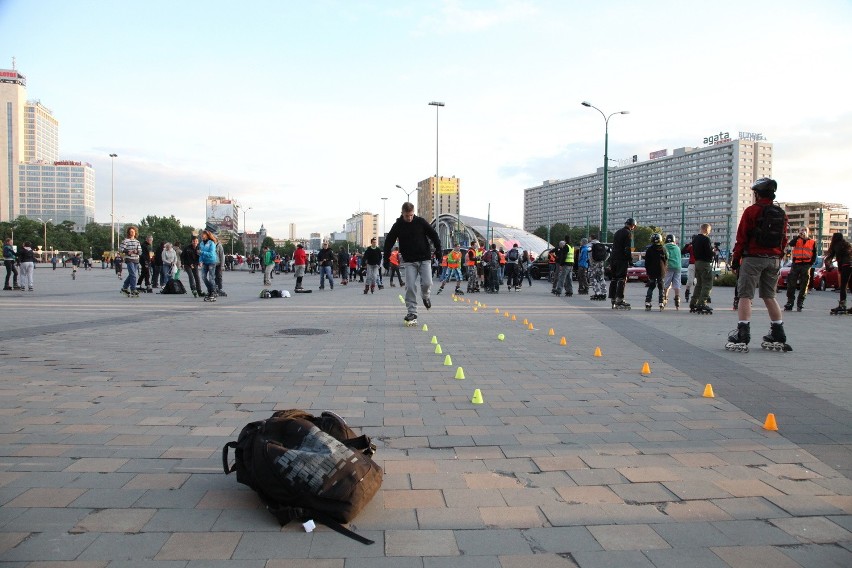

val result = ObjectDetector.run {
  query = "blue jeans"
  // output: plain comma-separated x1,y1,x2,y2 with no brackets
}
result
319,265,334,288
161,265,173,285
202,263,216,295
122,261,139,291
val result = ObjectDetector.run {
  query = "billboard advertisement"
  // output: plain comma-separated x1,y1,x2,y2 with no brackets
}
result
206,197,238,234
438,179,458,195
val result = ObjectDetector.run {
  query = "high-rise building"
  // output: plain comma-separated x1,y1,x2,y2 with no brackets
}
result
1,67,95,226
289,223,296,241
417,176,460,223
780,202,848,253
524,139,773,250
345,211,378,247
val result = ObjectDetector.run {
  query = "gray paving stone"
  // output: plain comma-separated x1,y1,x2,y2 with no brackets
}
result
453,528,532,555
77,532,172,560
710,519,801,545
0,530,98,561
642,547,730,568
522,526,602,553
232,532,313,559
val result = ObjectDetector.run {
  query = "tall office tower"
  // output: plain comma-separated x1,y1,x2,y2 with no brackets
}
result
289,223,296,241
417,176,460,223
0,68,26,222
1,67,95,227
345,211,378,247
524,138,773,251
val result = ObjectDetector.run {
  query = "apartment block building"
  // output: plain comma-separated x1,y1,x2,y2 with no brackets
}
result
524,139,773,250
417,176,459,223
781,202,848,253
345,211,378,247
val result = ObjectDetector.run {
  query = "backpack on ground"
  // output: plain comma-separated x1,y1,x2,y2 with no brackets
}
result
269,289,282,298
591,242,607,262
222,409,383,544
160,279,186,294
753,203,786,248
259,289,272,298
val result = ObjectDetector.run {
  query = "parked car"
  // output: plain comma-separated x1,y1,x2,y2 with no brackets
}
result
530,245,613,280
813,261,851,291
627,259,647,283
776,260,793,290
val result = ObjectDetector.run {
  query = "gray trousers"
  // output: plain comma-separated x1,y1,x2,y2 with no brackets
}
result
404,261,433,315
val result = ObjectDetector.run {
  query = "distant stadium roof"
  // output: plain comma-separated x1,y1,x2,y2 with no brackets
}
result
434,214,551,254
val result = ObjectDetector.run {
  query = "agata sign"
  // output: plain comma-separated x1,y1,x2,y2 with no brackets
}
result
703,131,731,145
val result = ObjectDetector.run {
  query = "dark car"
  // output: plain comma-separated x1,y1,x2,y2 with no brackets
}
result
530,245,612,280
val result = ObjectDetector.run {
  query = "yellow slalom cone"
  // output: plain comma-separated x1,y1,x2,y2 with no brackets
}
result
453,296,458,302
559,336,567,346
431,335,438,344
511,314,517,321
422,324,428,331
495,308,500,314
641,361,651,375
504,311,510,317
548,328,555,336
702,384,715,398
523,318,528,325
763,413,778,431
443,354,453,366
467,299,471,303
455,367,465,379
434,344,443,354
471,389,484,404
473,307,478,312
593,346,602,357
528,322,534,330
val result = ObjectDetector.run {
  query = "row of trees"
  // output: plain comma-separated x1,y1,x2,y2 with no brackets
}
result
0,216,370,261
532,223,665,251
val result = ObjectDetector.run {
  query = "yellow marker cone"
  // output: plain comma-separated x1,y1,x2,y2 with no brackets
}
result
467,299,471,303
431,335,438,344
455,367,465,379
528,323,534,330
593,346,602,357
495,308,500,314
473,307,478,312
422,324,428,331
511,314,517,321
398,294,404,301
548,328,555,336
443,354,453,366
763,413,778,431
641,361,651,375
523,318,528,325
559,336,567,346
435,344,443,354
453,296,458,302
497,333,505,341
471,389,484,404
702,384,715,398
504,311,510,317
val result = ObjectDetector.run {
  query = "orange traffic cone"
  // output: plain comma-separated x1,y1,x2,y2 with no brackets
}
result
593,347,602,357
763,413,778,431
641,361,651,375
702,384,715,398
559,336,567,346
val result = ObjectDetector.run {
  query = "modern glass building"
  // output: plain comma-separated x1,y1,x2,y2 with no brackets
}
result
18,160,95,230
435,214,551,255
524,138,773,251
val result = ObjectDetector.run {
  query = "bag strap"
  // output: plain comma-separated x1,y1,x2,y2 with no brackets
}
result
265,504,375,545
343,434,376,455
222,441,237,474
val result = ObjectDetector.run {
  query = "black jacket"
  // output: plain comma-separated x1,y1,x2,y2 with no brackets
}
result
611,227,632,264
691,233,714,262
384,215,441,263
362,246,383,266
644,244,668,278
181,244,199,267
317,248,334,267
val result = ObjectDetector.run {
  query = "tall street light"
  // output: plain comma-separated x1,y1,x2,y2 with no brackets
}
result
381,197,388,235
37,217,52,261
581,102,629,241
395,184,417,203
109,153,118,254
428,101,445,245
242,205,252,253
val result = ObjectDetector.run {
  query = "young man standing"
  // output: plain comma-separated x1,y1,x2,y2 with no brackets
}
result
689,223,714,314
362,237,382,294
3,238,18,290
609,218,636,309
662,234,682,309
120,226,142,297
384,202,442,324
317,242,335,290
727,178,790,351
784,226,817,311
293,243,307,291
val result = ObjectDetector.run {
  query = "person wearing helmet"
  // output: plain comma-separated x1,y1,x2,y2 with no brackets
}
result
608,218,636,309
643,233,668,310
726,178,790,352
662,234,683,309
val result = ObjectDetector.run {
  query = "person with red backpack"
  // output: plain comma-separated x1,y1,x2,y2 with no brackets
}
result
726,178,790,352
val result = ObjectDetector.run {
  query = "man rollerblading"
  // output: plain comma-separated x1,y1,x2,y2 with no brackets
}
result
725,322,750,352
823,232,852,316
783,301,794,311
612,300,631,310
729,177,789,357
785,226,818,313
645,301,652,311
830,301,847,315
384,201,441,328
691,303,713,315
609,220,635,309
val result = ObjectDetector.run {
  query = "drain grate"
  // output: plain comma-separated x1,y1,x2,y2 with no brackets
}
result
278,328,329,336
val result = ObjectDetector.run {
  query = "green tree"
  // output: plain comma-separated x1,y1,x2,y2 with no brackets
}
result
137,215,197,247
261,236,276,250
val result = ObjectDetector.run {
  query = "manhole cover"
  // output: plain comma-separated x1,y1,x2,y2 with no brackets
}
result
278,328,329,336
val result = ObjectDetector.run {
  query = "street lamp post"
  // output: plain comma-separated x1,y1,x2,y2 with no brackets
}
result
381,197,388,235
428,101,445,245
109,153,117,254
242,206,252,254
37,218,52,261
581,102,629,241
395,184,417,203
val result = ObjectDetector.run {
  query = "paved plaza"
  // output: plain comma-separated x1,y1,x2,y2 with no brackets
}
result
1,265,851,567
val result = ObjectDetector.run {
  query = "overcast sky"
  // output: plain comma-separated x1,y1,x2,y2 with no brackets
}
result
2,0,850,238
